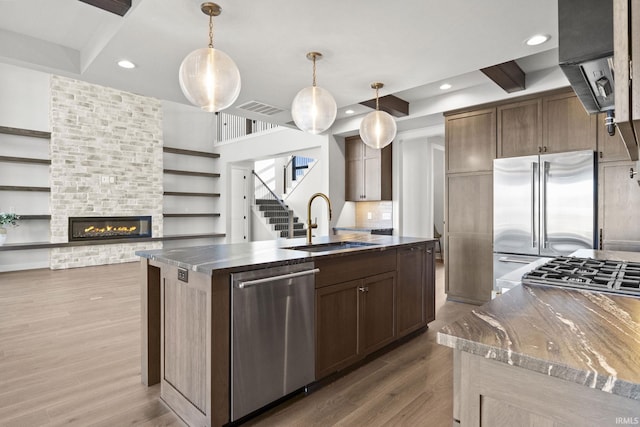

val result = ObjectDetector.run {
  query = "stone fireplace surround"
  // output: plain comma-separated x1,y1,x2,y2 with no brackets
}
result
48,75,163,269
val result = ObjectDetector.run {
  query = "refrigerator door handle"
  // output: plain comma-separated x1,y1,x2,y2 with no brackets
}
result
541,161,549,249
531,162,537,248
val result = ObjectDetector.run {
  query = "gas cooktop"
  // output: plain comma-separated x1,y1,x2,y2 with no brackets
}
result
521,256,640,297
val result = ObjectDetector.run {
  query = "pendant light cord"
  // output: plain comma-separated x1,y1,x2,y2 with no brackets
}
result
375,86,380,110
208,13,214,48
312,55,317,87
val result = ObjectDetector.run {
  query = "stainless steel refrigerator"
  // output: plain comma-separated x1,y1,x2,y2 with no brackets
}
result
493,150,597,288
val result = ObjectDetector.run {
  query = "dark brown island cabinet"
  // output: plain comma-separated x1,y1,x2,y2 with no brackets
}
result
139,238,435,427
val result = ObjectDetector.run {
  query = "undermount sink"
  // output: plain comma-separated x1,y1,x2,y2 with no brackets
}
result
285,241,380,253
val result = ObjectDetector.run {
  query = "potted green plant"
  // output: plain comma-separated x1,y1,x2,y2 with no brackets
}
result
0,213,20,246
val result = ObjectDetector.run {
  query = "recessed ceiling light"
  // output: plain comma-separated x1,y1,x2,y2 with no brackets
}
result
439,83,452,90
117,60,136,69
526,34,550,46
345,109,355,115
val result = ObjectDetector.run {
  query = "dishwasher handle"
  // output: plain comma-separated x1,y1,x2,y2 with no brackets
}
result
236,268,320,289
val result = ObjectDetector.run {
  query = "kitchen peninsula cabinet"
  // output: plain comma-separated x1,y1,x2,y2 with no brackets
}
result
137,235,435,427
345,135,392,201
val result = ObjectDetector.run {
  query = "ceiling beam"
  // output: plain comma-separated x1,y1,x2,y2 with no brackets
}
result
78,0,131,16
359,94,409,117
480,60,526,93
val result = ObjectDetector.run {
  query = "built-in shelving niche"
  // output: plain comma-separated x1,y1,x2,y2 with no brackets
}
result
162,146,225,247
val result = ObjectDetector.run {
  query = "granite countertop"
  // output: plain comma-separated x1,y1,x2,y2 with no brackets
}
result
136,234,433,275
437,249,640,401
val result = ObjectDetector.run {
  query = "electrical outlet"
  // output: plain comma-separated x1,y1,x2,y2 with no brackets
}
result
382,212,392,220
178,268,188,282
109,176,116,184
367,212,372,219
101,176,109,184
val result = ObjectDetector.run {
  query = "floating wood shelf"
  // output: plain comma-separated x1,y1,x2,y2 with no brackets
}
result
16,215,51,220
163,147,220,158
163,213,221,218
163,169,220,178
0,156,51,165
0,126,51,139
0,185,50,192
0,233,226,251
163,191,220,198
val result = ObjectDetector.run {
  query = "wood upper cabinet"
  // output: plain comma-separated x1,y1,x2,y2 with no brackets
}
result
497,99,542,158
445,108,496,173
613,0,640,160
542,91,597,153
597,113,630,161
345,135,392,201
598,161,640,251
396,242,436,338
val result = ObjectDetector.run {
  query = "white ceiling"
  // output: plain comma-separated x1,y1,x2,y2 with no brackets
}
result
0,0,565,132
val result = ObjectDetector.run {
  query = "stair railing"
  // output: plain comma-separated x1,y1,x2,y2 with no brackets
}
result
252,170,295,238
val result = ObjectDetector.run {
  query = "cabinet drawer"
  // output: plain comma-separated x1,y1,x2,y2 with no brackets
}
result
315,249,397,288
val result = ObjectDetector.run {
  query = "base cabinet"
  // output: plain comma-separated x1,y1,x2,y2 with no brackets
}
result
315,245,435,380
454,351,639,427
315,272,396,379
396,242,436,337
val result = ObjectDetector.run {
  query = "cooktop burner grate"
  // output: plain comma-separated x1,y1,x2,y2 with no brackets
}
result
521,256,640,297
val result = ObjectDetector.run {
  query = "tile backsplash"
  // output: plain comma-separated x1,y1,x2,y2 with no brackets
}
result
355,201,393,228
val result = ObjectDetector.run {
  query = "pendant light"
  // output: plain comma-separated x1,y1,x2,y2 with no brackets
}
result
291,52,337,134
359,82,397,149
179,2,241,113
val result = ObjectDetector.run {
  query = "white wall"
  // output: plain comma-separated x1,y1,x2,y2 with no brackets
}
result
0,63,50,131
394,125,446,239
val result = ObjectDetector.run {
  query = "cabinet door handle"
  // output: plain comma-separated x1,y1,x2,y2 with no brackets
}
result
358,286,368,293
543,146,548,152
427,249,432,254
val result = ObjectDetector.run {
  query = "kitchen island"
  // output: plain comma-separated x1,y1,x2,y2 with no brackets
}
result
438,249,640,426
137,234,436,427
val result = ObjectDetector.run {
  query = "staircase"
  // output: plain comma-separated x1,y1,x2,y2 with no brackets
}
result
255,199,306,238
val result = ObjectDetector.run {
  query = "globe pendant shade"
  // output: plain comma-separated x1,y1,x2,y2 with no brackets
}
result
359,110,397,149
179,47,241,112
291,86,337,134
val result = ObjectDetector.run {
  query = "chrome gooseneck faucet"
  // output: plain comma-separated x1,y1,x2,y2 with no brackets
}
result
306,192,332,244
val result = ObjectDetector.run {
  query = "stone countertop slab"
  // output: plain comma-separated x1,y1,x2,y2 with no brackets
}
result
438,250,640,402
136,234,434,275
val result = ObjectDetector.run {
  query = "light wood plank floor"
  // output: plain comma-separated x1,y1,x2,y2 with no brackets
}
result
0,261,473,426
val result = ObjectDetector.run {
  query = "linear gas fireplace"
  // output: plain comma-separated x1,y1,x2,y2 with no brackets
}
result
68,216,152,242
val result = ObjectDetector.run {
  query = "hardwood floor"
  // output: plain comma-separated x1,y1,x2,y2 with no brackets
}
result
0,260,473,426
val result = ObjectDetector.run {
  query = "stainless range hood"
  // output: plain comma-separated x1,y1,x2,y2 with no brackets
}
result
558,0,614,114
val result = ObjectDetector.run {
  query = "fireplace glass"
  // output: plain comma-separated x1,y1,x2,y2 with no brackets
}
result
68,216,152,242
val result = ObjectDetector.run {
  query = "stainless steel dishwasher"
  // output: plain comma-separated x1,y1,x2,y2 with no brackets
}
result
230,262,317,422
